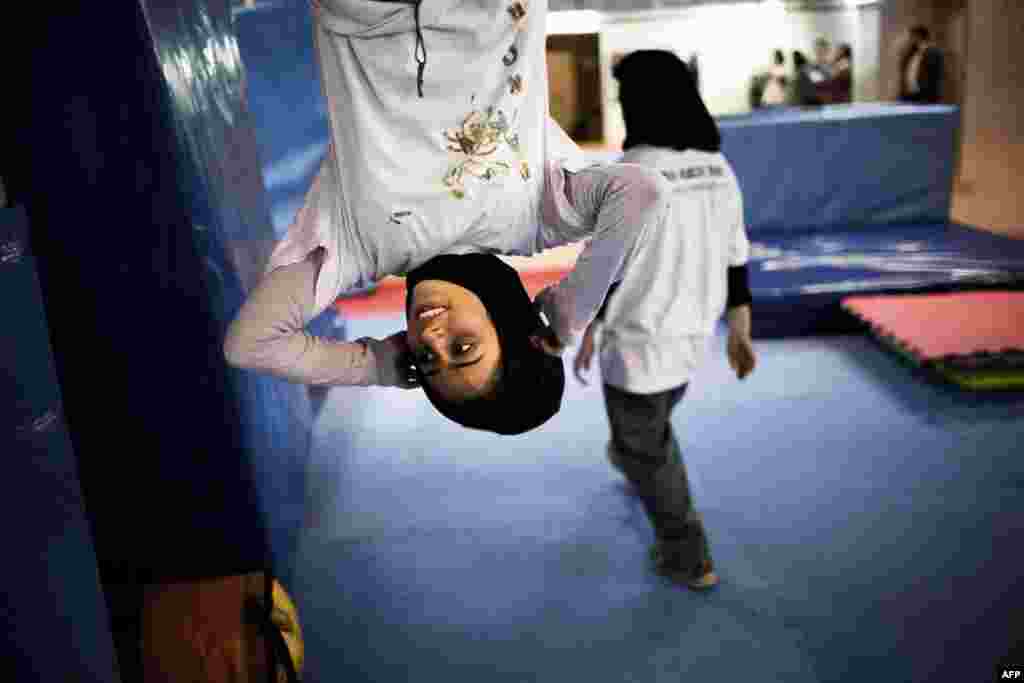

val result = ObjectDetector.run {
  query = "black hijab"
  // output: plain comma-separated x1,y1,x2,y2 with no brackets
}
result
613,50,721,153
405,253,565,435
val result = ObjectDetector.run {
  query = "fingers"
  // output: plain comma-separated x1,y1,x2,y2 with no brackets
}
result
546,338,564,356
573,351,591,386
728,335,756,381
530,327,565,357
735,348,756,380
734,353,748,379
533,337,562,356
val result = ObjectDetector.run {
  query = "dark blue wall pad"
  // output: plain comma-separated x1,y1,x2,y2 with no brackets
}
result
1,207,121,681
718,104,959,234
585,105,958,235
19,0,314,585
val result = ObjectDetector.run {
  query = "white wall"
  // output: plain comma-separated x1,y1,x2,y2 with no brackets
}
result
585,3,881,146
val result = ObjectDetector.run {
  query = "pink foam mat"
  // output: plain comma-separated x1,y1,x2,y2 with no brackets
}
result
842,291,1024,361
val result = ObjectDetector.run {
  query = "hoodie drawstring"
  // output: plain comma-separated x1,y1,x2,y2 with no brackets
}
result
414,0,427,97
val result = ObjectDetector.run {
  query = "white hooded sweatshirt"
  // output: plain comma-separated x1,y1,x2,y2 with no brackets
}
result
226,0,675,389
266,0,586,315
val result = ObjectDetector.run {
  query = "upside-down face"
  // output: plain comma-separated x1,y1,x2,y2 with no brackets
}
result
406,279,503,402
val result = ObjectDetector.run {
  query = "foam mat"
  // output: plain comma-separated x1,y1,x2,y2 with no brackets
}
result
843,291,1024,389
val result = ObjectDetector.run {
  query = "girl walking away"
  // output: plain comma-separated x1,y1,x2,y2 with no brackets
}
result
570,50,757,589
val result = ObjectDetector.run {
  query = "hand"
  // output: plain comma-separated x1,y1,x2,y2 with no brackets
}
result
727,332,756,380
573,322,598,385
533,285,574,351
363,332,420,389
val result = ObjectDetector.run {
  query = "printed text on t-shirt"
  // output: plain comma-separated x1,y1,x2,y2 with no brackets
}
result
661,165,724,182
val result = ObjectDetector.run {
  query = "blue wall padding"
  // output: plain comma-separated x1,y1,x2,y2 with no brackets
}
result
1,207,121,682
586,105,960,235
16,0,312,586
720,105,959,234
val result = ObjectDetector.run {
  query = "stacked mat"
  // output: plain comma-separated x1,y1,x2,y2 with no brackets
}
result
843,291,1024,390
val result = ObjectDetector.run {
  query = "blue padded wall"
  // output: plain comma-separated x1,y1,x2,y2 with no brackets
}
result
13,0,312,598
588,105,961,235
720,105,960,235
1,207,121,681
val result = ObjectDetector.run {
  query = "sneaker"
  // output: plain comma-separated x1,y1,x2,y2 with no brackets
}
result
649,545,719,591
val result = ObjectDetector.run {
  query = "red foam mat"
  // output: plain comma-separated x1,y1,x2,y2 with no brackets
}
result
842,291,1024,361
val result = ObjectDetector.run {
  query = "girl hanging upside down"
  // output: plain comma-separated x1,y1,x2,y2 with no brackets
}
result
224,0,670,435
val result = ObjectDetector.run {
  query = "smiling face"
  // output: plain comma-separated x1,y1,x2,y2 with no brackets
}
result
406,279,503,402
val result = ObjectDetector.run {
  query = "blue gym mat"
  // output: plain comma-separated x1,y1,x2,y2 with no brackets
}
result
749,224,1024,337
282,315,1024,683
229,7,1024,681
586,103,960,235
721,104,959,233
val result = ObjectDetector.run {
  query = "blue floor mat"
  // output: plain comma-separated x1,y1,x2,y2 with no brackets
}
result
229,10,1024,679
749,223,1024,337
277,317,1024,683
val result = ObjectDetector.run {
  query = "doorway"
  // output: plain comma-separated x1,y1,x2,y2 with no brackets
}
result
546,33,603,145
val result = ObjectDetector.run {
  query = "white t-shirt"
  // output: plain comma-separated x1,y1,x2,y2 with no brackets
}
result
598,146,750,394
266,0,585,315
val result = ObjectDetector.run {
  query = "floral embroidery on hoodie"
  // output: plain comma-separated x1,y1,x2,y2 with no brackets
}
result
442,104,525,198
439,0,534,199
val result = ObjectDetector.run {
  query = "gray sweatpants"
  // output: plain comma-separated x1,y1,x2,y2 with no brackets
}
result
603,382,712,573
